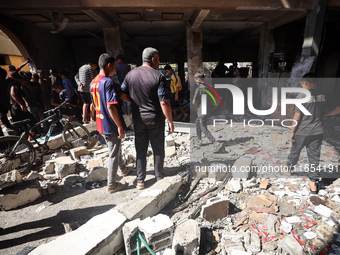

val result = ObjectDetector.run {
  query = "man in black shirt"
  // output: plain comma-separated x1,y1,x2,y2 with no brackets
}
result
287,73,337,194
121,47,174,189
9,72,37,140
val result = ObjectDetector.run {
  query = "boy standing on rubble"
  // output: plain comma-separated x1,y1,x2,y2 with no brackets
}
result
286,73,337,194
192,71,220,148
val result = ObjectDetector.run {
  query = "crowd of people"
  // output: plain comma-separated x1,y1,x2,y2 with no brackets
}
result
0,48,190,193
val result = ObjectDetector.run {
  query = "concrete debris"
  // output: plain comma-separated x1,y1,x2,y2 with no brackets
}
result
86,167,108,183
0,170,23,189
200,199,229,222
69,146,89,160
0,179,42,210
123,214,174,255
172,219,200,255
225,179,241,192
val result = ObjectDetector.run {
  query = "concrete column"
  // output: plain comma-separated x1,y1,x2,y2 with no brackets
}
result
258,23,274,79
257,23,274,109
301,0,328,72
103,22,124,58
186,21,203,91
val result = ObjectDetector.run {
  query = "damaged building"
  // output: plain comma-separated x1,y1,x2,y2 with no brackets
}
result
1,0,340,255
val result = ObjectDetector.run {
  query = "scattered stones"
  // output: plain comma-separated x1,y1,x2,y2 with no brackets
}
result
0,170,23,189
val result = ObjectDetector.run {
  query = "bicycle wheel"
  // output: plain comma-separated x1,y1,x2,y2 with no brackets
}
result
0,135,36,174
62,123,91,149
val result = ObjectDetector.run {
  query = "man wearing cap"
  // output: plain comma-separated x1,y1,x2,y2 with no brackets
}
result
121,47,174,190
115,54,132,115
75,60,98,123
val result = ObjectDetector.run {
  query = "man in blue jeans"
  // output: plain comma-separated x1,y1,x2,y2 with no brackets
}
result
90,53,130,193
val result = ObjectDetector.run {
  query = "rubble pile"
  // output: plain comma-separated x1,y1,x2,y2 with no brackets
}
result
0,131,190,211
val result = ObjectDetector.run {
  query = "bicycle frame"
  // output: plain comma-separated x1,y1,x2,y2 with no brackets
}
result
10,109,66,155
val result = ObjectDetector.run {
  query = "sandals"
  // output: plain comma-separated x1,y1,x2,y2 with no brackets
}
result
133,178,145,190
122,166,134,176
107,181,128,193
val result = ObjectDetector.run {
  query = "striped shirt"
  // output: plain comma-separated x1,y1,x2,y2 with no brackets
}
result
75,64,94,93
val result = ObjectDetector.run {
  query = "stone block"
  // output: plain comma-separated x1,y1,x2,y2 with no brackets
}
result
172,219,200,255
29,209,127,255
0,170,23,189
165,146,176,157
225,179,241,192
0,179,42,210
244,230,261,253
54,156,77,179
232,157,252,179
123,214,174,255
88,158,104,169
43,161,55,175
208,163,229,182
69,146,89,160
165,137,176,147
259,179,269,189
86,167,108,183
200,199,229,222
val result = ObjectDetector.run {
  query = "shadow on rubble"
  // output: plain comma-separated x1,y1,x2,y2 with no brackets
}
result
317,225,340,254
0,205,114,250
219,136,254,149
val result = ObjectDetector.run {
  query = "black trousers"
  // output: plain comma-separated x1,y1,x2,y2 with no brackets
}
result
134,120,165,183
0,104,12,129
195,115,216,143
287,133,323,182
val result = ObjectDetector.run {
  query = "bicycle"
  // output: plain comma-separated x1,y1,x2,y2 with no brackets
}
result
0,101,91,174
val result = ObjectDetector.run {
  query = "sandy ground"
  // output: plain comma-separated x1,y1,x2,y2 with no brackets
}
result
0,167,181,255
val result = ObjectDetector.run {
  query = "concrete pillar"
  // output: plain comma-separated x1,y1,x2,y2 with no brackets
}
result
258,23,274,79
186,21,203,91
302,0,328,72
103,22,124,58
257,23,274,109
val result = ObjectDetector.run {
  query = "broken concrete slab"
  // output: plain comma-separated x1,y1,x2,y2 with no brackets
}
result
232,157,252,179
277,234,303,255
54,156,77,179
259,179,269,189
0,170,23,189
165,146,176,157
123,214,174,255
69,146,89,160
86,167,108,183
0,179,42,210
165,136,176,147
139,214,174,252
172,219,200,255
88,158,104,169
225,179,241,192
200,199,229,222
116,175,183,221
29,209,127,255
208,163,230,182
